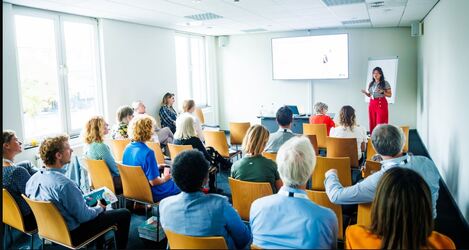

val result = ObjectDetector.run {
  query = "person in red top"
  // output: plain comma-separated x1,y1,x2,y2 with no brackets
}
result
309,102,335,136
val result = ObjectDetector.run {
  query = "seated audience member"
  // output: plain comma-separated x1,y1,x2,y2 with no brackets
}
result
346,168,455,249
132,100,173,145
309,102,335,136
173,113,220,193
325,124,440,218
111,105,134,139
159,93,178,134
330,105,367,160
3,130,37,229
83,116,122,193
264,106,296,152
250,137,338,249
181,99,204,141
25,135,131,248
123,115,180,201
160,150,252,249
231,125,282,193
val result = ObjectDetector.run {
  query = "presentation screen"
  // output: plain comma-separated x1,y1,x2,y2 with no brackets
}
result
271,34,348,80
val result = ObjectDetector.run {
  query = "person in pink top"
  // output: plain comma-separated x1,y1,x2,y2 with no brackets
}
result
309,102,335,136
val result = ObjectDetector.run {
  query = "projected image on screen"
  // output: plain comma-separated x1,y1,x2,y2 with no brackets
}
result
272,34,348,80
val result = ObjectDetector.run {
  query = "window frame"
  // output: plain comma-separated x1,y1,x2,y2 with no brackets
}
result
12,6,104,142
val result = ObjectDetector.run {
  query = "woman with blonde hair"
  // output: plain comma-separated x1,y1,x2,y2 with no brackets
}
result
84,116,122,193
231,125,282,192
123,114,180,201
346,167,455,249
159,92,177,133
330,105,367,160
181,99,204,141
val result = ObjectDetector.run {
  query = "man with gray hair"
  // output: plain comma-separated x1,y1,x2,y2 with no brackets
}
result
324,124,440,218
250,136,338,249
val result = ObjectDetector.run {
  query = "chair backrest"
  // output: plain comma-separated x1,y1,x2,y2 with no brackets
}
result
366,140,377,161
229,122,251,145
84,159,116,193
22,194,72,246
262,152,277,162
194,107,205,124
326,137,359,168
109,139,131,162
204,131,230,158
303,123,327,148
228,177,273,221
306,134,319,155
362,160,382,178
305,190,344,240
117,163,154,204
168,144,193,161
312,156,351,191
165,229,228,249
3,188,27,232
357,203,372,226
400,126,410,152
146,141,166,165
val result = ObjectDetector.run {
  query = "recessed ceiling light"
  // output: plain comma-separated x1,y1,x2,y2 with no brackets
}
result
177,21,204,27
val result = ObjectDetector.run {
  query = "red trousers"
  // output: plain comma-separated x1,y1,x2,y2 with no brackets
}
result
369,97,388,133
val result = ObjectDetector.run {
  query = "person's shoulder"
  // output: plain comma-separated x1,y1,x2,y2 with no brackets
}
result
346,224,375,240
410,155,437,168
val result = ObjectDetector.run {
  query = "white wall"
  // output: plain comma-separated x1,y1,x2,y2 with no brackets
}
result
99,19,177,125
217,28,418,130
417,0,469,223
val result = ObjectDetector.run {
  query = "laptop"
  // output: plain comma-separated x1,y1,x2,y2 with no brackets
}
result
286,105,300,115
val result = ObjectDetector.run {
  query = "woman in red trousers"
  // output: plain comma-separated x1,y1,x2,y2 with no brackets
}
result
361,67,392,134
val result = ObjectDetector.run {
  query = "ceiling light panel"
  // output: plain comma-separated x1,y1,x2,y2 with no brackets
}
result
322,0,365,7
328,3,369,20
184,12,223,21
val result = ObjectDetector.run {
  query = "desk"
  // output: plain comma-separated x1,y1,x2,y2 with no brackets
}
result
259,116,310,134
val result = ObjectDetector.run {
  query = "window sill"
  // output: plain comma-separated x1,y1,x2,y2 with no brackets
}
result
24,134,81,150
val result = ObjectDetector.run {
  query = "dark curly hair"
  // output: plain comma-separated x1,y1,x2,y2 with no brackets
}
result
172,150,209,192
338,105,356,129
39,135,69,166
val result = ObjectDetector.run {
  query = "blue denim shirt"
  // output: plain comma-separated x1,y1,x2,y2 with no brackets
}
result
325,154,440,218
160,192,252,249
250,186,338,249
25,167,103,230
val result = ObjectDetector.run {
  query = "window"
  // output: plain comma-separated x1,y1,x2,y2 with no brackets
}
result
14,8,102,141
175,34,208,108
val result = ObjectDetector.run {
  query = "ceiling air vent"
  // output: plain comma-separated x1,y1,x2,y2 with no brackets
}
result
342,19,371,25
369,1,385,8
241,28,268,33
322,0,365,6
184,12,223,21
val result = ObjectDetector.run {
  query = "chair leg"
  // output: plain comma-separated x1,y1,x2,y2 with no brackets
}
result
41,238,45,250
30,234,34,249
156,205,160,242
113,230,118,250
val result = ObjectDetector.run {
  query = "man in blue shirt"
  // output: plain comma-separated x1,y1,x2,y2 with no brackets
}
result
324,124,440,218
250,137,338,249
26,135,131,248
160,150,252,249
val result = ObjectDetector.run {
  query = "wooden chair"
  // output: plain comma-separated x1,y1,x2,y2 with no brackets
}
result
357,203,372,226
167,144,193,161
165,229,228,249
326,137,359,168
22,195,117,249
3,189,37,249
146,141,167,166
400,126,410,152
109,139,131,162
195,107,219,129
312,156,351,191
365,140,377,161
362,160,382,178
229,122,251,147
303,123,327,149
306,190,345,240
262,152,277,162
204,131,241,159
84,159,116,194
228,178,273,221
306,134,319,155
251,244,262,249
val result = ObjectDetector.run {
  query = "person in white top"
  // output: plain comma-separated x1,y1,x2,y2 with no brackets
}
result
181,99,204,142
330,105,367,160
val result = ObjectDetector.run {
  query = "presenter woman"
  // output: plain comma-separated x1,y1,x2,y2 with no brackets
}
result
361,67,392,133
